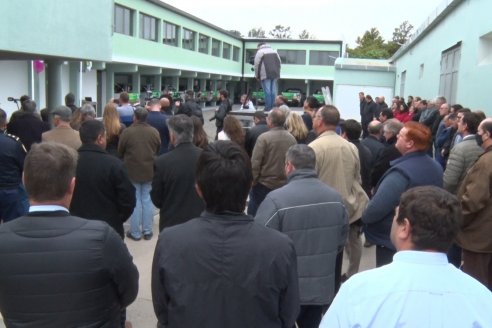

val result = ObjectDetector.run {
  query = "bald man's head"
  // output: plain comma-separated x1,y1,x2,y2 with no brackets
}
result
160,97,170,108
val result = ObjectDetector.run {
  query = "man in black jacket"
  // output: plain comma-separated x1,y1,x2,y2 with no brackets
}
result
210,89,232,139
361,95,378,138
0,142,139,328
70,120,136,238
151,115,204,231
152,141,299,328
176,90,203,123
244,111,269,157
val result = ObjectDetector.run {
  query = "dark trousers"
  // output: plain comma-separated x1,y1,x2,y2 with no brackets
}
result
376,245,396,267
295,305,328,328
462,249,492,291
334,250,343,294
247,183,272,216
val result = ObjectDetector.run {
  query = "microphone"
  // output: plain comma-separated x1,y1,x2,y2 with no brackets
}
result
8,97,20,102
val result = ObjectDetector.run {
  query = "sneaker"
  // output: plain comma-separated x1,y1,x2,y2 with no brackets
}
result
143,232,153,241
126,231,141,241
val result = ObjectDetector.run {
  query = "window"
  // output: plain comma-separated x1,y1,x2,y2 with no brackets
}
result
309,51,339,66
223,43,231,59
212,39,221,57
233,46,240,62
199,34,209,54
278,50,306,65
439,43,461,105
182,28,195,51
245,49,256,63
478,31,492,66
114,4,133,36
139,13,157,41
163,21,178,46
400,70,406,98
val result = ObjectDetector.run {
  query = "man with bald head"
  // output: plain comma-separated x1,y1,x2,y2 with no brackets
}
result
159,96,173,116
458,117,492,290
362,120,385,163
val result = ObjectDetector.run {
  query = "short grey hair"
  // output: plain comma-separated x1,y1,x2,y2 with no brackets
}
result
286,144,316,170
383,118,404,136
80,104,96,118
167,114,194,144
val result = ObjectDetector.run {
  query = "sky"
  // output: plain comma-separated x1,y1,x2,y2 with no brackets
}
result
161,0,444,47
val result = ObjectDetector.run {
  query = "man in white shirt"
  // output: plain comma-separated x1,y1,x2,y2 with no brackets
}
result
320,185,492,328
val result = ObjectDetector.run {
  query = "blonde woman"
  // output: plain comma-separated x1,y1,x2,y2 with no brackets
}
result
103,102,126,156
285,112,308,144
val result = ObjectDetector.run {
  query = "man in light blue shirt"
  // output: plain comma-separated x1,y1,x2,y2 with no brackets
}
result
320,186,492,328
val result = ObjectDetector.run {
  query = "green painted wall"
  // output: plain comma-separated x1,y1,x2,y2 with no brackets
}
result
114,0,243,76
0,0,112,61
393,0,492,113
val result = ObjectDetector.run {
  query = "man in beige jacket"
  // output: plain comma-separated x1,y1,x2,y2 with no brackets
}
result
309,105,369,284
42,105,81,150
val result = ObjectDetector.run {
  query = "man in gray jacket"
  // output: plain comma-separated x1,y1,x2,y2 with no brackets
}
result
254,42,281,111
255,144,348,328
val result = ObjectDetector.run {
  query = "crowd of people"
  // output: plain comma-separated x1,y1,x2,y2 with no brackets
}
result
1,81,492,328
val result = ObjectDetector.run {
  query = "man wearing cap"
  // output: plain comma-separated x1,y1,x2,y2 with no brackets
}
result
42,105,81,150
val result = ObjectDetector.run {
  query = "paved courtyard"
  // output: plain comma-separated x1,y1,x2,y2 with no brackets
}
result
0,106,376,327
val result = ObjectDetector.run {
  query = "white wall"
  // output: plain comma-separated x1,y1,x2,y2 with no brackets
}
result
0,61,29,119
82,70,97,103
334,84,393,120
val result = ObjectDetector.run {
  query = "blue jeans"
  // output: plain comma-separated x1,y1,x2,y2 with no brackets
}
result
261,79,278,111
128,182,153,238
0,185,29,223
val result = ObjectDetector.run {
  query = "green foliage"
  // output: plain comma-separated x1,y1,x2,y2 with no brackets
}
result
247,28,266,38
269,25,292,39
347,21,414,59
299,29,315,40
229,30,243,37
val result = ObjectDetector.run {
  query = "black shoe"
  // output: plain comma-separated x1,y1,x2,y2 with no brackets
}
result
126,231,141,241
143,233,153,240
364,240,373,248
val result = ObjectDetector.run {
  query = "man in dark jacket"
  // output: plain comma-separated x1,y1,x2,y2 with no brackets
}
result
0,142,139,327
6,99,50,151
147,98,170,154
151,115,204,231
361,95,378,138
70,120,136,238
176,90,203,123
363,122,443,267
244,111,269,157
255,144,348,328
152,141,299,328
210,89,231,139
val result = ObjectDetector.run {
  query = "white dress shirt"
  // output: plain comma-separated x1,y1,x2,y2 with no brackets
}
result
320,251,492,328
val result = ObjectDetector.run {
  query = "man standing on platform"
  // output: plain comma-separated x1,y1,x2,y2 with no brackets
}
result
254,42,281,111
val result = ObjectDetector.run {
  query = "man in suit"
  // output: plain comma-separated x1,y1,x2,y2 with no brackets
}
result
41,105,81,150
151,115,204,231
0,142,139,327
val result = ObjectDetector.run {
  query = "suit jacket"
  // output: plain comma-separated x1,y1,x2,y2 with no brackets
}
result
70,143,136,238
0,211,139,327
7,112,50,151
151,142,204,231
118,122,161,182
42,125,81,150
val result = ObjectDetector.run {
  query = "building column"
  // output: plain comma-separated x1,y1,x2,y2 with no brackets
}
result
154,75,162,93
69,62,81,106
105,68,115,106
46,60,64,112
